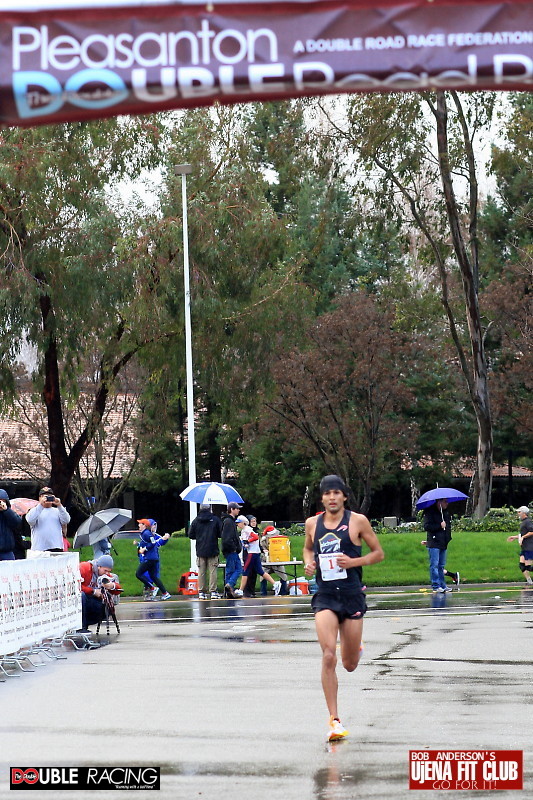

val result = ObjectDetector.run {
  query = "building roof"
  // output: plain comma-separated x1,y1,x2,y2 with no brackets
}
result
0,394,139,481
402,454,532,480
456,462,532,479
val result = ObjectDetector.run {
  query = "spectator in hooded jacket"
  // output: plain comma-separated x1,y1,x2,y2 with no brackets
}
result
188,503,222,600
0,489,23,561
135,518,171,600
134,518,157,597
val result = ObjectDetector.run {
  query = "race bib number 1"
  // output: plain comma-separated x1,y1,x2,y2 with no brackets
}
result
319,553,347,581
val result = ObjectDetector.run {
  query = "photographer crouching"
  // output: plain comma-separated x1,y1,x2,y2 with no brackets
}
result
78,554,122,633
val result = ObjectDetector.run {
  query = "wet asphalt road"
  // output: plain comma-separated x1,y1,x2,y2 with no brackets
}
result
1,584,532,800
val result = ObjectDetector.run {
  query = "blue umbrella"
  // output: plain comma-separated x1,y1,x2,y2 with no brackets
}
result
416,487,468,510
179,482,244,505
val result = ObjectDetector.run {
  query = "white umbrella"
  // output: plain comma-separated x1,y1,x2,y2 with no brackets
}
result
180,482,244,505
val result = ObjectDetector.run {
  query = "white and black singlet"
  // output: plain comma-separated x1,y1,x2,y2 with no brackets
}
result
311,509,367,621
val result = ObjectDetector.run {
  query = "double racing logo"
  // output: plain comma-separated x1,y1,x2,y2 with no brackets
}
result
10,767,160,790
11,769,40,785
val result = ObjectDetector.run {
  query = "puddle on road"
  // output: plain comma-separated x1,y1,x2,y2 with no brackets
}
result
160,762,291,779
368,586,533,614
117,586,533,630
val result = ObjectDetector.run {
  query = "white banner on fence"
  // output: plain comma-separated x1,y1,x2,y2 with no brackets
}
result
0,553,82,655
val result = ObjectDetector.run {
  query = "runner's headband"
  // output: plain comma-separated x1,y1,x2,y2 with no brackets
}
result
320,475,348,496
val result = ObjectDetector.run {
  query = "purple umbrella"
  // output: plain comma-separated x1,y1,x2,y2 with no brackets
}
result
416,487,468,510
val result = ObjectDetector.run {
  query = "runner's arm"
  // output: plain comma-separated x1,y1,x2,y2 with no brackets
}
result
303,518,317,576
337,515,384,569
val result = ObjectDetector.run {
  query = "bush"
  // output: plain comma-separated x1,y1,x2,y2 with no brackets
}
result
274,522,305,536
454,508,519,533
373,508,521,534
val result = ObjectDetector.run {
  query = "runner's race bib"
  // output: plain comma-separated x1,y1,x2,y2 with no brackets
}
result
319,553,347,581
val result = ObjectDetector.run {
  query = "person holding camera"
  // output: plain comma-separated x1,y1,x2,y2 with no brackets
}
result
78,554,122,632
26,487,71,552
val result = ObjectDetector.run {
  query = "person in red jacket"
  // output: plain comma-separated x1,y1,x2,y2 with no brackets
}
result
79,554,122,632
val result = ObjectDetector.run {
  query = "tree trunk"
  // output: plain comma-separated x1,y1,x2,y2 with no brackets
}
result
359,474,371,516
410,473,420,518
206,420,222,482
433,91,493,517
40,295,71,501
40,293,138,502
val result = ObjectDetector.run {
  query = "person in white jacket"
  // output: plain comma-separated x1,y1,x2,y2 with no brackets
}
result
26,487,71,552
237,516,280,597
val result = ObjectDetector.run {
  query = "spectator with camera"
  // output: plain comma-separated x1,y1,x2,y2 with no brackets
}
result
26,487,71,552
78,554,122,632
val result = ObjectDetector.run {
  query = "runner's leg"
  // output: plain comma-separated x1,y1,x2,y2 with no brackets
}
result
315,609,340,718
339,617,363,672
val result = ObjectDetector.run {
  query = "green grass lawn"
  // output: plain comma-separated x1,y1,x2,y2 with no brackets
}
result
75,529,522,596
370,530,520,587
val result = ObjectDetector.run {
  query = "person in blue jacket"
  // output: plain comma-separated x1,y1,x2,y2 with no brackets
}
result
0,489,23,561
134,518,157,597
135,518,171,600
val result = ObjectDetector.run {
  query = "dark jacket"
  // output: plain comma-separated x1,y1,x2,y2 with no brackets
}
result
221,513,241,556
188,509,222,558
13,528,30,559
423,506,452,550
0,489,22,554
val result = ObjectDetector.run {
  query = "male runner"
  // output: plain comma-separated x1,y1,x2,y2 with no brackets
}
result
507,506,533,585
303,475,384,742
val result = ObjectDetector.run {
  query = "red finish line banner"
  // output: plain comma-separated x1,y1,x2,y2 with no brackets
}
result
409,750,523,791
0,1,532,127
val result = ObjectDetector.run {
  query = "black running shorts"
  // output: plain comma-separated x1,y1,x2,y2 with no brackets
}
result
311,587,367,622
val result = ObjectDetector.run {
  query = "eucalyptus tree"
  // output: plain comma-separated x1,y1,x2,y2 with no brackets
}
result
320,91,497,516
480,93,532,467
0,117,169,500
244,100,397,308
484,259,533,464
480,92,533,278
130,105,314,485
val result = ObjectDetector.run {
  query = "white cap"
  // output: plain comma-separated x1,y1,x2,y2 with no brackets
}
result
236,515,248,524
517,506,530,514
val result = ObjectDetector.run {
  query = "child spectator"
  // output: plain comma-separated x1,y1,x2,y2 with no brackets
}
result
135,518,172,600
260,526,290,596
237,516,280,597
134,518,157,598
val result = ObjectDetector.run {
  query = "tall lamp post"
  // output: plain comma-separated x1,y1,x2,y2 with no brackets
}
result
174,164,197,572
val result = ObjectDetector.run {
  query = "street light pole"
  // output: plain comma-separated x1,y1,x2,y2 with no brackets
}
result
174,164,197,572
